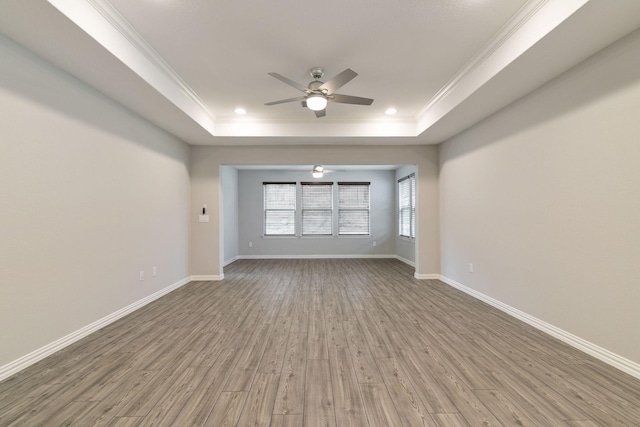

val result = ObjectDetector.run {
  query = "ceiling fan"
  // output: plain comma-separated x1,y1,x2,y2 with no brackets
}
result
265,67,374,118
307,165,342,178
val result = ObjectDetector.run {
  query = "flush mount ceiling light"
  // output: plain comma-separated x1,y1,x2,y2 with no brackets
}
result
312,165,324,178
385,107,397,115
234,107,247,115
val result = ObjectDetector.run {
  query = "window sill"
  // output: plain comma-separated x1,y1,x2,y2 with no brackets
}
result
398,236,415,242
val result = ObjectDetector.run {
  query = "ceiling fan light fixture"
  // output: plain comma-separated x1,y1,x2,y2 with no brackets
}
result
312,165,324,178
306,94,327,111
265,68,373,118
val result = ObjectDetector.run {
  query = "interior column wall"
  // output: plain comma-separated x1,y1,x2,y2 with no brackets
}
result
221,165,239,265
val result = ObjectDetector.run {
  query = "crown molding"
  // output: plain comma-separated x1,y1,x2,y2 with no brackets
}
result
46,0,216,134
86,0,214,117
214,116,417,137
417,0,550,116
415,0,590,135
44,0,593,141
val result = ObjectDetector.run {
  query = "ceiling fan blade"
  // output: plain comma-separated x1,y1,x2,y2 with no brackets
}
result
329,93,374,105
268,72,310,93
314,109,326,118
265,96,307,106
318,69,357,94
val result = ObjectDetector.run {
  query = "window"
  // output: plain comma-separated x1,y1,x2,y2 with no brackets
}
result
264,180,373,238
301,182,333,235
338,182,370,235
264,183,296,235
398,174,415,238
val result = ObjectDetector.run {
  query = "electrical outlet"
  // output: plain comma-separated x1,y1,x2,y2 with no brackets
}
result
153,266,157,277
469,263,474,273
249,241,253,248
139,270,144,281
373,240,377,247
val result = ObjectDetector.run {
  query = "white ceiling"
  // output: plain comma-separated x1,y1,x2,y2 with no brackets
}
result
1,0,640,145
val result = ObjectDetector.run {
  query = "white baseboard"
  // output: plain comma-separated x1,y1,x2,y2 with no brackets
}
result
395,255,415,267
0,276,192,382
190,274,224,281
439,275,640,380
414,273,440,279
223,256,239,267
238,254,396,260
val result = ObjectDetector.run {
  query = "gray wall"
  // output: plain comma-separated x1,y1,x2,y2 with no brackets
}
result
439,29,640,365
3,23,639,377
395,165,417,265
0,36,191,367
237,169,395,257
221,166,239,265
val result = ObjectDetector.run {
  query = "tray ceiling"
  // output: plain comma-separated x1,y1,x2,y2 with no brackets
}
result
1,0,640,145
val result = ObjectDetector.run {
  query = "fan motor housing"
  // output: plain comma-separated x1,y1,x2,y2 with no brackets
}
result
308,80,323,91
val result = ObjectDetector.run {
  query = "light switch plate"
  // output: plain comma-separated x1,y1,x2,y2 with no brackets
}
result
199,215,209,223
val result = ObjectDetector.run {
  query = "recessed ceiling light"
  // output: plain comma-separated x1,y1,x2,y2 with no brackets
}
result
385,108,397,115
234,107,247,115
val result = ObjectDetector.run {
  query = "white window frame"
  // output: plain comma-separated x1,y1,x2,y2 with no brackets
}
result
338,182,370,236
398,174,415,239
301,182,334,236
263,182,297,236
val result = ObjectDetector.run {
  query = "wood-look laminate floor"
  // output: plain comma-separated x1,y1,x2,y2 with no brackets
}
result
1,259,639,426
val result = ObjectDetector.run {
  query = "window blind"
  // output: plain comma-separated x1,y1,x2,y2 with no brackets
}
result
338,182,370,235
301,182,333,235
263,183,296,235
398,174,415,238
